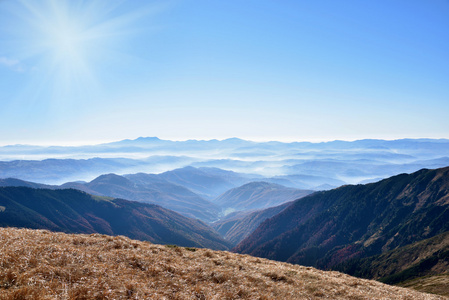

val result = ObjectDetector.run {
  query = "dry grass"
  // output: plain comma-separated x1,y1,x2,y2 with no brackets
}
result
0,227,445,300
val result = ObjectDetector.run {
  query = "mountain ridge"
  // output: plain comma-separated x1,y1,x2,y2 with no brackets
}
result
0,186,230,250
234,166,449,270
213,181,313,211
2,138,449,189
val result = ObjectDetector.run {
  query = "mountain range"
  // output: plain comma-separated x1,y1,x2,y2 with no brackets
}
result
234,166,449,287
2,138,449,188
0,186,230,250
1,138,449,296
62,172,221,222
0,167,312,223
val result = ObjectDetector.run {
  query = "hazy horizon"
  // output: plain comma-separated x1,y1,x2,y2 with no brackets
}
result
1,136,449,148
1,0,448,145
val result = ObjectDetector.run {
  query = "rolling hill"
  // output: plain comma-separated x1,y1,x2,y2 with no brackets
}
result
62,173,221,222
0,172,311,223
158,166,254,199
0,186,230,250
213,181,313,211
0,177,55,189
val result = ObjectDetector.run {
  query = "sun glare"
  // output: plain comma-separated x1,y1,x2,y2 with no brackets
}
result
49,23,85,59
5,0,159,105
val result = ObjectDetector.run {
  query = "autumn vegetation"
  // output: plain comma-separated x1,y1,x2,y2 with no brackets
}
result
0,227,445,300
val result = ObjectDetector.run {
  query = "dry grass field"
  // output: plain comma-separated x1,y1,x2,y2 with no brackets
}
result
0,227,446,300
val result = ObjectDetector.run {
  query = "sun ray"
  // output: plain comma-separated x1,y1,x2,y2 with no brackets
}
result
2,0,165,111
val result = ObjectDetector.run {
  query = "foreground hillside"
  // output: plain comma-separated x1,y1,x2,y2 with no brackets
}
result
235,167,449,269
0,186,230,250
0,228,444,300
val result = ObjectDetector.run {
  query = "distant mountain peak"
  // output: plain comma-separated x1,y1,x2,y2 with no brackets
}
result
90,173,132,186
239,181,284,189
173,166,198,172
223,137,245,142
135,136,161,141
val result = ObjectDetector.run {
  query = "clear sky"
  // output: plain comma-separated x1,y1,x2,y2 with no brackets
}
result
0,0,448,145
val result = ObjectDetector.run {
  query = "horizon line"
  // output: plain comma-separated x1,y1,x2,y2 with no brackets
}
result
1,136,449,147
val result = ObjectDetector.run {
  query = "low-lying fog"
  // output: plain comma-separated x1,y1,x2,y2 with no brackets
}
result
1,138,448,187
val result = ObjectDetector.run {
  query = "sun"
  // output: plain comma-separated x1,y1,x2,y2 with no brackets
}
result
3,0,159,104
11,1,98,88
35,7,93,88
44,19,87,62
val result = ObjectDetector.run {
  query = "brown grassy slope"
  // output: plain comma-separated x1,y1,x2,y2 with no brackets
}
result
0,228,445,300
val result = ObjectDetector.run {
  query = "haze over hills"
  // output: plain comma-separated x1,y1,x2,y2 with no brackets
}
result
2,163,448,296
0,186,230,250
157,166,255,199
235,166,449,272
0,177,55,189
1,150,448,295
0,169,312,223
1,138,449,188
61,172,221,222
1,174,221,222
264,174,346,190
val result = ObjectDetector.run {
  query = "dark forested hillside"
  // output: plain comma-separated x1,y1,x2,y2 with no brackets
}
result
334,231,449,296
0,186,230,250
334,231,449,282
234,166,449,270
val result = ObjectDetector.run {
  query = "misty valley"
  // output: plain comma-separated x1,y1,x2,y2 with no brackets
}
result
1,137,449,297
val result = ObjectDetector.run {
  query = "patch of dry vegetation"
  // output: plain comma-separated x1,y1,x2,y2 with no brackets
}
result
0,227,445,299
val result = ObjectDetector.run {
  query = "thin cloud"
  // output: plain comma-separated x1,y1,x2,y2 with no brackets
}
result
0,56,25,72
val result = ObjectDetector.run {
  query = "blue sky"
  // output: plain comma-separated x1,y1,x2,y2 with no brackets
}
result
0,0,448,145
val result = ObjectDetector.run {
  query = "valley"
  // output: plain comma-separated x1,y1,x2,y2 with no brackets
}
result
0,138,449,297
